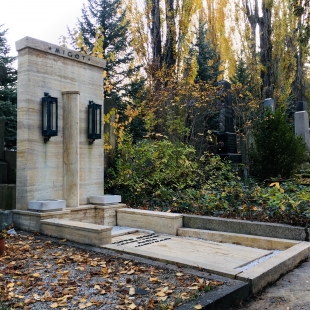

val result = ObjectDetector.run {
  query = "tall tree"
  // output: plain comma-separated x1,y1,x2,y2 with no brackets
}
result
194,19,223,84
289,0,310,101
242,0,274,99
69,0,141,111
0,26,17,147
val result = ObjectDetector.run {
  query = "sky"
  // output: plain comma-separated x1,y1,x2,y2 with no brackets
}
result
0,0,86,58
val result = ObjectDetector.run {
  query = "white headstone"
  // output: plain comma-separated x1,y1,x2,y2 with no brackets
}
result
295,111,310,151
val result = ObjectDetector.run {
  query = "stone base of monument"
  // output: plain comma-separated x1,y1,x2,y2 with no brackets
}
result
218,153,242,163
40,218,112,246
13,203,125,231
216,132,242,163
28,200,66,212
88,195,121,205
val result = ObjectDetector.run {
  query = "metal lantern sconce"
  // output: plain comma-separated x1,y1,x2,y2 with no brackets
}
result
88,100,102,144
42,92,58,143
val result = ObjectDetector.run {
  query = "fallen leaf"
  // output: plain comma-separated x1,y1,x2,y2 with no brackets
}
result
50,303,59,308
129,287,135,295
175,272,183,277
156,292,166,297
194,305,202,309
128,303,136,309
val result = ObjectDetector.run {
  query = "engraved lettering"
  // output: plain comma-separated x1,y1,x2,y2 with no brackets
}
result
68,52,72,57
88,57,91,61
75,54,79,59
55,48,60,54
82,55,85,60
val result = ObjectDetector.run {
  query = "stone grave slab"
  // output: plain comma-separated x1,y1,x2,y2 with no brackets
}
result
102,231,310,294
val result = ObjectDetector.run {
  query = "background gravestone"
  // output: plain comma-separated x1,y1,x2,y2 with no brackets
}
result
15,37,106,210
216,80,241,163
264,98,275,112
294,101,310,151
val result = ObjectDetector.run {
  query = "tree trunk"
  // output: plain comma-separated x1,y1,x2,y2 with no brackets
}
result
151,0,162,67
163,0,176,68
258,2,274,99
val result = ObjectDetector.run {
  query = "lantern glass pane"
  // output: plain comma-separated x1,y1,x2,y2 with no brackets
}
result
43,101,47,130
89,106,93,134
96,107,101,134
51,102,57,130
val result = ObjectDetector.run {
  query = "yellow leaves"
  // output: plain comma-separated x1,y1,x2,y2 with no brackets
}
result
78,302,93,309
194,305,202,309
269,182,285,193
50,303,58,308
128,303,137,309
156,291,166,297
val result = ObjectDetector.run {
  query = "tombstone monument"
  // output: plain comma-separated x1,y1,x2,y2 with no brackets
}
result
216,80,241,163
294,101,310,151
14,37,120,214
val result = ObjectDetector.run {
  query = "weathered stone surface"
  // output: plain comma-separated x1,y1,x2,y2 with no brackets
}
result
183,215,308,241
28,199,66,211
237,242,310,294
178,228,299,250
0,162,8,183
0,210,13,228
0,185,16,210
295,111,310,151
13,209,71,232
117,209,183,235
15,37,106,210
63,91,80,208
40,218,112,246
89,195,122,204
95,204,126,226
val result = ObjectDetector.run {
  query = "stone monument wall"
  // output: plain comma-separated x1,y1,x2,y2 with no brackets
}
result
16,37,106,210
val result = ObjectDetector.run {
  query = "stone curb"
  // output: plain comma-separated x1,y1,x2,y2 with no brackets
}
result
183,215,309,241
176,281,249,310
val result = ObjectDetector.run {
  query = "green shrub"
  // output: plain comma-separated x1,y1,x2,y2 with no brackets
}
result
105,135,198,205
249,107,306,180
105,134,240,208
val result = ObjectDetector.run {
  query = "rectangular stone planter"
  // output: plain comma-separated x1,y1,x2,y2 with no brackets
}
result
116,208,183,235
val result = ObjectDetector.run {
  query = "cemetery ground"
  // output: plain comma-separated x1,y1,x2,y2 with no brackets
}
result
0,231,229,310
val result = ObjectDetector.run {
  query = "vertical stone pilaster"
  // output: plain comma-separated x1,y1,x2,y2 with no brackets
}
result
63,91,80,207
